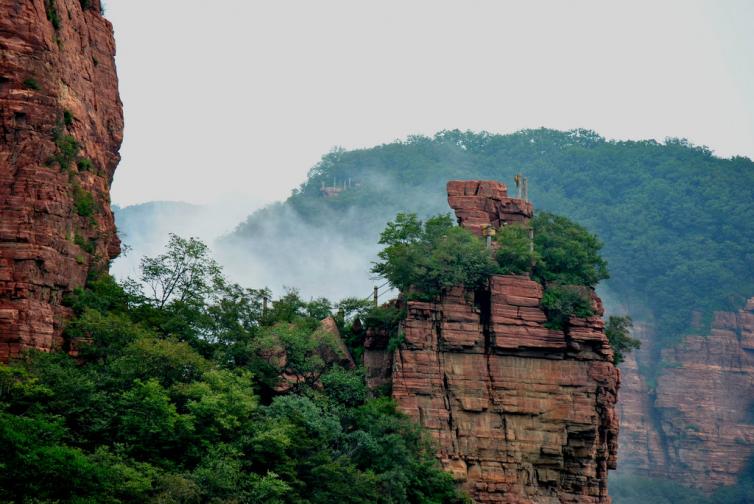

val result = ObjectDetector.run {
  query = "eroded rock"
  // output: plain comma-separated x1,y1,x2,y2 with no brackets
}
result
0,0,122,361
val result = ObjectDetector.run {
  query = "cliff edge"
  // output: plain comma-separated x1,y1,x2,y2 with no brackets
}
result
0,0,122,361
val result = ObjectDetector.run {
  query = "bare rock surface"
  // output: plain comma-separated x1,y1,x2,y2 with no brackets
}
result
618,302,754,491
0,0,122,361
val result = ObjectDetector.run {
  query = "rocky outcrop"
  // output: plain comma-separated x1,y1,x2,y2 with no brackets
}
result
446,180,533,236
618,300,754,491
0,0,122,361
367,181,620,503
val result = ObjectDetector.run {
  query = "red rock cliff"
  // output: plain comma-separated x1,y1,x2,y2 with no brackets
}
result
0,0,122,361
366,181,620,503
618,299,754,491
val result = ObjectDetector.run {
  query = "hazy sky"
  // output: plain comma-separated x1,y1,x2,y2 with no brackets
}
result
107,0,754,207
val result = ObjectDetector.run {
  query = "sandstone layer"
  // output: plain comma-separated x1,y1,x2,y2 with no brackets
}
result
617,300,754,491
0,0,122,361
366,181,620,503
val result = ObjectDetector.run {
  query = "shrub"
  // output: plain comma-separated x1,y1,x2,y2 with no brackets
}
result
23,78,41,90
386,330,406,353
73,185,96,217
77,158,93,172
63,110,74,126
541,284,594,330
73,233,95,254
45,0,61,30
51,134,80,170
605,315,641,365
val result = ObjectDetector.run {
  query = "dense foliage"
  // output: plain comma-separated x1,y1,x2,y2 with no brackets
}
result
372,210,619,333
540,285,595,330
530,212,608,287
371,213,497,298
0,238,465,504
229,128,754,347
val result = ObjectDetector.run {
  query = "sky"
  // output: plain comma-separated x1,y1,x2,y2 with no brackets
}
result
106,0,754,207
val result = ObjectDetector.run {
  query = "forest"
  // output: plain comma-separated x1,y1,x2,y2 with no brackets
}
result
0,235,465,504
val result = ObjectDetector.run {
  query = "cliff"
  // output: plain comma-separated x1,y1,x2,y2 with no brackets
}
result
618,300,754,491
366,181,620,503
0,0,122,361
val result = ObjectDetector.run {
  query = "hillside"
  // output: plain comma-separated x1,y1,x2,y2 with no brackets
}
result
224,128,754,348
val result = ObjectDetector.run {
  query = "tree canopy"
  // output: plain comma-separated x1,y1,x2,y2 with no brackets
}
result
371,213,497,297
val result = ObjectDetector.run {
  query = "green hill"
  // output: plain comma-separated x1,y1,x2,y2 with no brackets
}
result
225,128,754,348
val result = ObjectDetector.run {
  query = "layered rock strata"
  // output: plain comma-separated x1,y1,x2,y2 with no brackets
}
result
446,180,533,236
366,180,620,503
0,0,122,361
618,300,754,491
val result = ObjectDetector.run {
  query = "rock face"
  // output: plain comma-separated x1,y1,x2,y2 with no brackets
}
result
617,300,754,491
0,0,122,361
446,180,533,236
612,323,668,475
366,181,620,503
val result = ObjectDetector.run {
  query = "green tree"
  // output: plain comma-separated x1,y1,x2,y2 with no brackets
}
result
540,285,595,330
495,223,537,275
116,378,188,460
372,213,498,297
140,234,224,309
0,237,467,503
532,211,608,287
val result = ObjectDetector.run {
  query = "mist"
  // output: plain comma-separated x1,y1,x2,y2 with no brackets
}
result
111,198,262,283
216,204,383,302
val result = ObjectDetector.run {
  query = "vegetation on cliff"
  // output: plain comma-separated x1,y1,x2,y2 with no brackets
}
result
371,210,607,294
369,208,640,362
228,128,754,347
604,316,640,365
371,213,497,298
0,237,464,504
